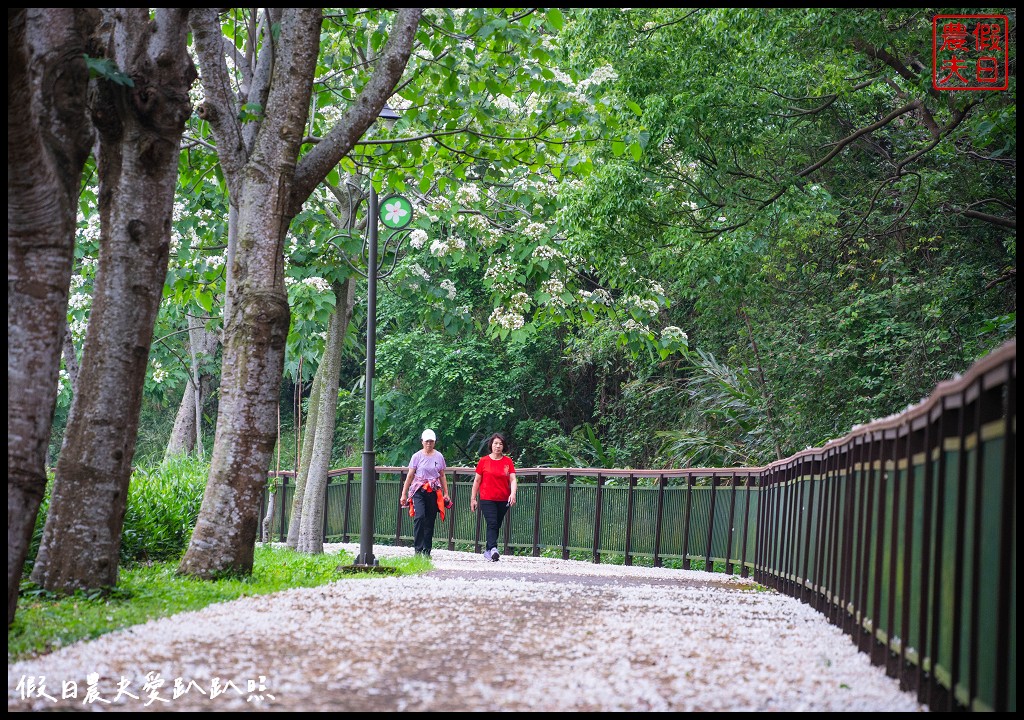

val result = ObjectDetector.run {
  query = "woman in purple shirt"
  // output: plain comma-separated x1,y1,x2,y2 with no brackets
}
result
399,429,450,556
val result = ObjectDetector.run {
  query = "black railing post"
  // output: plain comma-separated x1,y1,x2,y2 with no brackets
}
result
994,367,1015,712
899,422,919,692
800,458,818,602
854,433,876,644
624,473,635,566
812,450,832,613
928,398,954,711
342,470,353,542
474,494,483,555
842,436,861,637
740,473,752,578
725,472,737,575
395,473,405,547
681,473,693,570
561,471,572,560
705,473,717,572
278,474,288,543
653,473,665,568
885,430,904,677
532,473,542,557
593,473,604,564
967,380,987,709
915,411,936,706
792,461,806,595
870,432,889,663
447,472,457,551
503,479,512,556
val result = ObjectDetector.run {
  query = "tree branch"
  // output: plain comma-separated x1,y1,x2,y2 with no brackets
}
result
290,8,423,214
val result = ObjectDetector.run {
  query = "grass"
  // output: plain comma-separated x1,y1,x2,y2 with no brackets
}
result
9,544,431,664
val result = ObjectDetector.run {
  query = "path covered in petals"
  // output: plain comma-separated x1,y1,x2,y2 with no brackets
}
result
8,545,926,712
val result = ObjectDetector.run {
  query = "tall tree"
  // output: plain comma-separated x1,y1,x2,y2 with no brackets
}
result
164,313,219,459
179,8,422,577
7,7,98,624
31,8,196,592
296,278,355,553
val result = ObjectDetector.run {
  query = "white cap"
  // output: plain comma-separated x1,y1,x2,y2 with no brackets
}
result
421,429,436,442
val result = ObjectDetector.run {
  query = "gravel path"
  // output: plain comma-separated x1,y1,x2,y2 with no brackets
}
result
8,544,926,712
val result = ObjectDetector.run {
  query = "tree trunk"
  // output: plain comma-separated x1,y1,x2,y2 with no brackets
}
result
286,362,322,548
261,489,276,544
31,9,195,593
179,8,421,578
165,315,218,459
62,319,81,393
7,8,97,625
297,279,356,553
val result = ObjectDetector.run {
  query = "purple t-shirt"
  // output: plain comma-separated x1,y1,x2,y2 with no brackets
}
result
408,449,446,494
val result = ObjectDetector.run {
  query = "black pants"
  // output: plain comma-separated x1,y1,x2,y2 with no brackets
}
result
479,499,508,552
412,488,439,555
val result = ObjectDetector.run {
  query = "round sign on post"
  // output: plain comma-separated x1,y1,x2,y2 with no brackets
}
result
379,194,414,230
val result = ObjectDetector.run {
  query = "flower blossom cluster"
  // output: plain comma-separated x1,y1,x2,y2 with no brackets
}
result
439,279,457,300
522,222,550,240
429,236,466,257
578,288,612,306
531,245,564,261
488,307,525,331
627,295,661,316
455,184,481,205
409,229,429,250
505,292,530,312
151,361,168,384
622,319,651,335
303,277,331,293
429,196,452,212
541,278,565,296
483,256,519,293
453,213,490,234
573,65,619,102
660,326,688,343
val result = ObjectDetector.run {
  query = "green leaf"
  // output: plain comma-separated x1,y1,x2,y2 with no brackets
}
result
196,291,214,313
83,55,134,87
629,142,642,161
546,8,565,30
611,141,626,157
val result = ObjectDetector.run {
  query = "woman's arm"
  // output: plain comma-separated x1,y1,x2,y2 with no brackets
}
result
508,472,518,505
470,473,482,512
400,467,415,506
440,471,450,501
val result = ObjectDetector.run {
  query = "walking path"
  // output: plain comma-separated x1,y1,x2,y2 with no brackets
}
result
8,544,926,712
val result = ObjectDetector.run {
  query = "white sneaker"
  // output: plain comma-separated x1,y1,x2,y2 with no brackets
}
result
490,549,500,562
483,548,493,560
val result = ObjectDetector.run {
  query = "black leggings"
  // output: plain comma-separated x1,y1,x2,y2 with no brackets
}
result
479,499,508,552
411,488,439,555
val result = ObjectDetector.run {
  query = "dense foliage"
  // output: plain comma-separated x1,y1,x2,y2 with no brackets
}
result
51,8,1015,471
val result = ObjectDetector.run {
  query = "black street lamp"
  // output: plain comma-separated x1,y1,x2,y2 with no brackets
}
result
333,105,412,570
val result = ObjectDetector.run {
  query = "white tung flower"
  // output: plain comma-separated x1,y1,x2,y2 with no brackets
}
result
660,326,688,342
455,184,481,205
623,319,651,334
440,279,456,300
488,307,525,331
409,229,428,249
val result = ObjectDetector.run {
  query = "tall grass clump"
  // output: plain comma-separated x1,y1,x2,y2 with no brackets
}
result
119,454,208,564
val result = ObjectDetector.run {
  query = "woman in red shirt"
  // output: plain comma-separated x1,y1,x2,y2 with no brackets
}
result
470,432,517,561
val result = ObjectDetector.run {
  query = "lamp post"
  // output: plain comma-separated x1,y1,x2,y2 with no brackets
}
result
338,105,412,569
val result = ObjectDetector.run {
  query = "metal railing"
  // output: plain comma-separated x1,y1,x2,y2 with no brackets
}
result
260,339,1015,712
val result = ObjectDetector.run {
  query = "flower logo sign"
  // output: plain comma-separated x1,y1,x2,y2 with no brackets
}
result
380,195,413,230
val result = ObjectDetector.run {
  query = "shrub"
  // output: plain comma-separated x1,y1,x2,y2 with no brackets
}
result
119,455,207,564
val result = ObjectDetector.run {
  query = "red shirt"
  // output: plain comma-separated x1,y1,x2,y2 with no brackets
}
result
475,454,515,501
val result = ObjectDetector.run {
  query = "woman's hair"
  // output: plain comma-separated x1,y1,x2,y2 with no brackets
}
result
486,432,509,456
